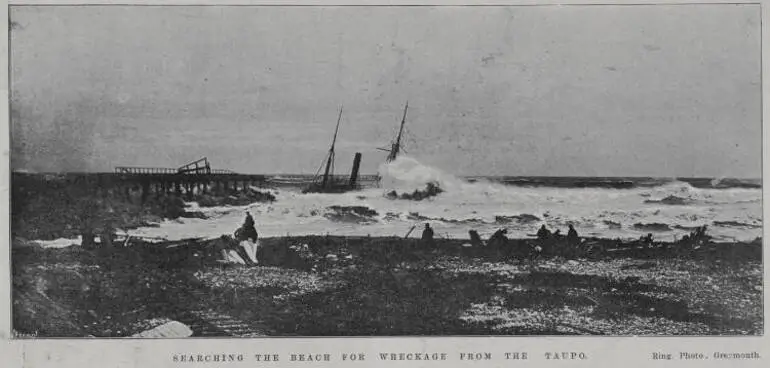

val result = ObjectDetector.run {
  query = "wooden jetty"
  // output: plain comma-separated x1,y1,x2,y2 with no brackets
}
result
13,157,270,203
112,157,268,202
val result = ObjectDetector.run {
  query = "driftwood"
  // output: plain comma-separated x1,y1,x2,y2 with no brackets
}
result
404,225,417,239
557,322,602,335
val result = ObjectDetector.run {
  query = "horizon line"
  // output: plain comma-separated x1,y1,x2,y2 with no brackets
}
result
9,170,763,181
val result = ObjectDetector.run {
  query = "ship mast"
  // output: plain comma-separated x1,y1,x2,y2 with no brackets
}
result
386,101,408,162
321,106,344,189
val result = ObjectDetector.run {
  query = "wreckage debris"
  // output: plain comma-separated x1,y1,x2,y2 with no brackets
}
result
130,321,193,338
324,206,379,224
386,182,444,201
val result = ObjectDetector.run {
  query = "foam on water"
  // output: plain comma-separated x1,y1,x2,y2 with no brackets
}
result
118,156,762,244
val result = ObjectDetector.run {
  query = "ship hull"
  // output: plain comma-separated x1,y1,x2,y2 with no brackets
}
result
301,181,361,194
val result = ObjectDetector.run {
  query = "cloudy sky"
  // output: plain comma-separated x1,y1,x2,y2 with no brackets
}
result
10,5,761,177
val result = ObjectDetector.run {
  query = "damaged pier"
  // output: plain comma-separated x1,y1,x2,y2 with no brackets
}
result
111,158,268,202
13,157,270,205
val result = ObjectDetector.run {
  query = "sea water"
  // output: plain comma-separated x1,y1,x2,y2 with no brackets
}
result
120,156,762,244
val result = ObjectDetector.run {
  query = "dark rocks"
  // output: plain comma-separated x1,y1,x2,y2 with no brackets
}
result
633,222,672,232
386,182,444,201
324,206,379,224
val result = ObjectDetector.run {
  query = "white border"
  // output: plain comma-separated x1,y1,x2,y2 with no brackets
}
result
1,1,767,367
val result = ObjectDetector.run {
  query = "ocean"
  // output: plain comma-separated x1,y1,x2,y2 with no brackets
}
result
119,156,762,244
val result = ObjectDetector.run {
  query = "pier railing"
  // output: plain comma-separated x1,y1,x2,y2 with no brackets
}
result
114,167,237,175
115,167,180,175
116,157,237,176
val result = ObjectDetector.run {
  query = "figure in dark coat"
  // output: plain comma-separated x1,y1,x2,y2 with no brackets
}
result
488,228,509,249
235,211,259,243
567,224,579,245
422,223,435,248
469,230,485,247
537,225,551,240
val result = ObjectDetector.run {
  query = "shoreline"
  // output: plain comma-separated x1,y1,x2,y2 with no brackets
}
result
11,172,762,247
12,172,763,244
23,230,763,249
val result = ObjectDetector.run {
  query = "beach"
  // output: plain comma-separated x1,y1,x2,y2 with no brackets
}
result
12,234,763,337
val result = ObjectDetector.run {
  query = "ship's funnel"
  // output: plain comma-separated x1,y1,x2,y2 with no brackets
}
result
349,152,362,188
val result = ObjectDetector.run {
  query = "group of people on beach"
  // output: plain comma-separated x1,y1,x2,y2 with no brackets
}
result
419,221,584,255
231,212,712,263
533,223,584,255
679,225,710,247
536,223,580,245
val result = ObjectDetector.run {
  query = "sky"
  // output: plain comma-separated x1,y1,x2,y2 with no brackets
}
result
9,5,762,177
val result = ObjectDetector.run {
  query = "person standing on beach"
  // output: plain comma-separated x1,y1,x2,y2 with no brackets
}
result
567,224,579,245
100,221,115,248
566,224,580,257
537,224,551,240
421,223,435,248
536,224,552,254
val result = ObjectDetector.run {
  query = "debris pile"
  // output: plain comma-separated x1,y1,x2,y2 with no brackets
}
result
386,182,444,201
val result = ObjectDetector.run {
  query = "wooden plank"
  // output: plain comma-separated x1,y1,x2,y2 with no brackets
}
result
130,321,193,338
